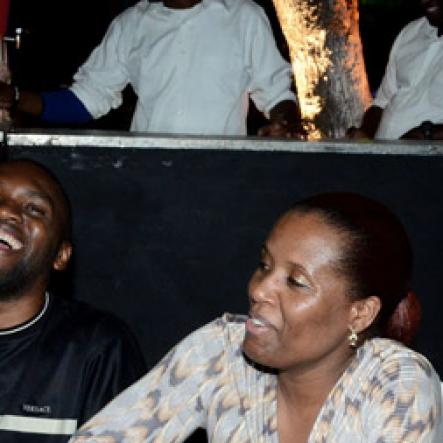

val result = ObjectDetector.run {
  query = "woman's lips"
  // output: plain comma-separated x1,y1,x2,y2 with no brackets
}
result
246,313,275,335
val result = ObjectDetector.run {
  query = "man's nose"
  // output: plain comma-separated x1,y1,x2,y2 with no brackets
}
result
0,200,23,223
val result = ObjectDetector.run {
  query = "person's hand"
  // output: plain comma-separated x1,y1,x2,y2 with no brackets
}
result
401,122,443,141
400,127,423,140
346,126,371,140
0,81,15,110
258,119,307,140
400,123,431,140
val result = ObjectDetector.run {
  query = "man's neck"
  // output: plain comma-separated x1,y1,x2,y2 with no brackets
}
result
426,16,443,36
0,290,47,330
163,0,202,9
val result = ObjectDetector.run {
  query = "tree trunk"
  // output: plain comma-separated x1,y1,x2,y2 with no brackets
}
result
272,0,371,138
0,41,11,124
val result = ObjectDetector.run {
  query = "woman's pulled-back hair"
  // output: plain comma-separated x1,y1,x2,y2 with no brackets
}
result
292,192,421,346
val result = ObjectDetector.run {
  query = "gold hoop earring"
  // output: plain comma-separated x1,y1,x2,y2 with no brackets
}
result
348,328,358,348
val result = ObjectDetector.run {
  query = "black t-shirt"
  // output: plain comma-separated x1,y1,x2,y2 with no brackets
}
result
0,294,147,442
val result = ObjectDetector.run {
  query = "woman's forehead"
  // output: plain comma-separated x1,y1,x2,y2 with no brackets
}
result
267,211,346,263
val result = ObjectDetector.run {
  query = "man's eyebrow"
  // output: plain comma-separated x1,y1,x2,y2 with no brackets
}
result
25,190,55,208
0,181,55,208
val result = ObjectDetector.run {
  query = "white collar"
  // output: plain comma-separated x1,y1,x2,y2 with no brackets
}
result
421,16,443,40
149,0,234,12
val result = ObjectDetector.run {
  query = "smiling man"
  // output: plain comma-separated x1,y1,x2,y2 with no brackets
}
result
0,159,146,442
348,0,443,140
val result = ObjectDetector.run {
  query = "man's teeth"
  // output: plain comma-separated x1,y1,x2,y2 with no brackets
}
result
0,232,23,250
251,318,266,327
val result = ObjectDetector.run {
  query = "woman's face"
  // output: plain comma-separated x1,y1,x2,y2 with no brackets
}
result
243,210,357,374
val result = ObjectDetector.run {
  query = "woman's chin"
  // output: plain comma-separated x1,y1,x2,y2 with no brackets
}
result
242,337,275,369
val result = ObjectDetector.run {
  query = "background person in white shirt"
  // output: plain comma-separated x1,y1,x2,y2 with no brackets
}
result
348,0,443,141
0,0,305,138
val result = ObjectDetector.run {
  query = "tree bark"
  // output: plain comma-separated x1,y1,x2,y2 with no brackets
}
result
272,0,371,138
0,41,11,124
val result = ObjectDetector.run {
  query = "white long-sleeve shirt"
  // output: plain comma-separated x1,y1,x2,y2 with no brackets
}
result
374,17,443,140
70,0,296,135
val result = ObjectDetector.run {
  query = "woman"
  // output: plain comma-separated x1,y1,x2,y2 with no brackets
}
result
69,192,442,442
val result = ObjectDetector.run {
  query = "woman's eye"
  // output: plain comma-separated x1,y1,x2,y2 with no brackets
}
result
287,276,308,289
258,261,271,272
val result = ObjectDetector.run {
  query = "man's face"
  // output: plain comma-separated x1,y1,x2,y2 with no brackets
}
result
421,0,443,28
0,161,70,300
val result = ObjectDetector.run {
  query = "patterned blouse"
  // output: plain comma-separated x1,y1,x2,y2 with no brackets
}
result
69,314,442,442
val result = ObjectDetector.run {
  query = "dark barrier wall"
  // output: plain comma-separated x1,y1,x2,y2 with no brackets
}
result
4,132,443,381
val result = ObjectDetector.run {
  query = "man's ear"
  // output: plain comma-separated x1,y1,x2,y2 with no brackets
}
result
348,295,381,334
53,241,72,271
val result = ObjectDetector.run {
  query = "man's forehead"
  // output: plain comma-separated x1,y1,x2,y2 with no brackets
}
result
0,162,65,208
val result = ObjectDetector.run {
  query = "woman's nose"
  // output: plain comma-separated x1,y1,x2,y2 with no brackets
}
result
249,272,279,304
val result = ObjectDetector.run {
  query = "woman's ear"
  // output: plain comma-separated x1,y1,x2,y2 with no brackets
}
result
348,296,381,334
53,241,73,271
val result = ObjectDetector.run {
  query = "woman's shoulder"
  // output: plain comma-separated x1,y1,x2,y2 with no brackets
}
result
364,338,435,369
175,313,246,352
198,313,246,344
194,313,246,331
359,338,440,391
346,341,443,440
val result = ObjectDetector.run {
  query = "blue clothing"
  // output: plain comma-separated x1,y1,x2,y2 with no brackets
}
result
41,89,92,124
